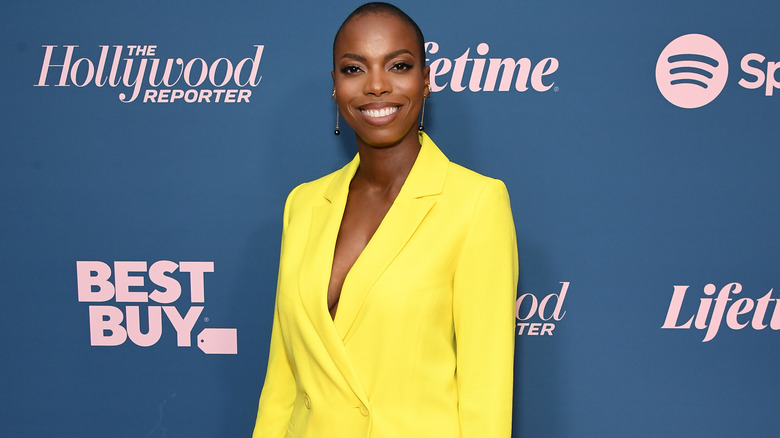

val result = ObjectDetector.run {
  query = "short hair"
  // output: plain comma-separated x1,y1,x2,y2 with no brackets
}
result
333,2,426,66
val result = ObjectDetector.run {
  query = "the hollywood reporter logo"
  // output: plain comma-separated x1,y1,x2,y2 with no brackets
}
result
656,33,780,108
516,282,569,336
36,44,264,103
77,260,237,354
662,283,780,342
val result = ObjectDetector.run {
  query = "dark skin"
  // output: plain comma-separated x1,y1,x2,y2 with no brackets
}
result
328,12,431,319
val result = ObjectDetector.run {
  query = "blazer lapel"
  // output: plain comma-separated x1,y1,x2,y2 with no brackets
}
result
296,133,449,404
297,156,372,406
334,132,449,342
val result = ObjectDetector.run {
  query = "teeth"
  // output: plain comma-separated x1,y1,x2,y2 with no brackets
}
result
361,106,399,118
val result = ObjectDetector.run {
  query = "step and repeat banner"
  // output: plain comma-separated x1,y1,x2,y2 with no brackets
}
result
2,1,778,436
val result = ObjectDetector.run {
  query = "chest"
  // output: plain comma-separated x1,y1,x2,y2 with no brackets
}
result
327,187,398,317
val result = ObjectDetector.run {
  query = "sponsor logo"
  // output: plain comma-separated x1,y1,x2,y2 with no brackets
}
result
35,44,264,103
656,33,780,108
76,260,237,354
656,34,729,109
426,42,559,93
662,283,780,342
739,53,780,96
516,281,569,336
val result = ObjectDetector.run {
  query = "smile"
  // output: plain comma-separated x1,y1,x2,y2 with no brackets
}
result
360,106,399,118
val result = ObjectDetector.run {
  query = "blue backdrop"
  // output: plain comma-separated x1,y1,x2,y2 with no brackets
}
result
2,0,779,436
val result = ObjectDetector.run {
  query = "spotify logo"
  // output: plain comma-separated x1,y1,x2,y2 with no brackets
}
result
656,34,729,109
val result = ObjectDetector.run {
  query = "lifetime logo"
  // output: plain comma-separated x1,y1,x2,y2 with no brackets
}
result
656,33,780,108
662,283,780,342
426,42,558,93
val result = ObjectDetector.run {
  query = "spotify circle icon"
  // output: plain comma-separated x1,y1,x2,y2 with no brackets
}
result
656,34,729,109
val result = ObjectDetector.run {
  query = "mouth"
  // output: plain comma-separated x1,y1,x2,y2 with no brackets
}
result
360,106,400,118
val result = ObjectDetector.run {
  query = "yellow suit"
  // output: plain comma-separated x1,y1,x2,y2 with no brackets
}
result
253,133,518,438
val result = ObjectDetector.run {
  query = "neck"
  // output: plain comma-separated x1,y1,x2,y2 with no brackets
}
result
353,131,421,190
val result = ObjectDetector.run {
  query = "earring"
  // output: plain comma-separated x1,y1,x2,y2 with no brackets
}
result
419,85,431,132
332,89,340,136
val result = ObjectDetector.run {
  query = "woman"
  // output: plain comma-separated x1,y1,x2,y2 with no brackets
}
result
253,3,518,437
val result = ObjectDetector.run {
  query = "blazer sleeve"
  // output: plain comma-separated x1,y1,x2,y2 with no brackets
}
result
252,187,299,438
452,178,518,438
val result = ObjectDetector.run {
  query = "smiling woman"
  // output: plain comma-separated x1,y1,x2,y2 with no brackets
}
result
331,5,428,149
252,3,519,438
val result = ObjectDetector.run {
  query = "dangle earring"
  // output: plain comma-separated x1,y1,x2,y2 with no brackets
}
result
332,89,340,136
419,85,431,132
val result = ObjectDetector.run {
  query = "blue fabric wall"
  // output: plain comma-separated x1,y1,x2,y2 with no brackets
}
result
2,1,779,436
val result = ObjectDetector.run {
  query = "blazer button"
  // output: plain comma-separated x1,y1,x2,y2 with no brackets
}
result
359,406,369,417
304,395,311,409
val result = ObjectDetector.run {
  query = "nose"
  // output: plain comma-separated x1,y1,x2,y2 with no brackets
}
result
364,68,391,96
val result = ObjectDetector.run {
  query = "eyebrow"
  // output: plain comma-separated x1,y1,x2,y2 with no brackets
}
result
340,49,415,63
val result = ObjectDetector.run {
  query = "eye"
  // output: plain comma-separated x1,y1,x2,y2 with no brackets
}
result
340,65,362,74
391,62,413,71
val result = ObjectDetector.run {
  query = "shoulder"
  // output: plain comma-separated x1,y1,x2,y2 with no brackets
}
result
284,162,352,207
279,161,354,228
414,132,512,216
444,161,511,208
286,172,332,203
417,132,510,204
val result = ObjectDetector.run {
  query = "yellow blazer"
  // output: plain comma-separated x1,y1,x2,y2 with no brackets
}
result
253,133,518,438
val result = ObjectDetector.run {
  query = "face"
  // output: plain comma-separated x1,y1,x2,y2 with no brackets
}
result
332,12,430,148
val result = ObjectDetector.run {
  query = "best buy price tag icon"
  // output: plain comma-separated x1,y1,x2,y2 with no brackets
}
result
197,328,238,354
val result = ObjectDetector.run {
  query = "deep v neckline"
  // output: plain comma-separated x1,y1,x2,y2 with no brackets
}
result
327,180,401,322
300,132,445,341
